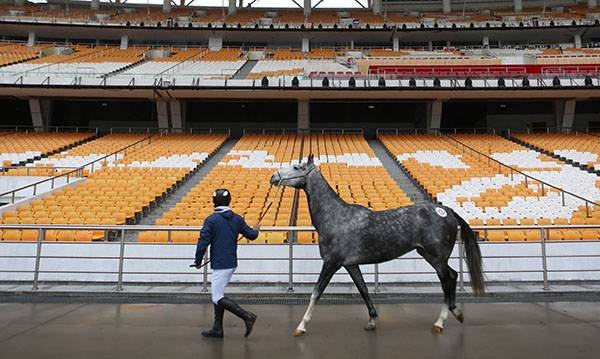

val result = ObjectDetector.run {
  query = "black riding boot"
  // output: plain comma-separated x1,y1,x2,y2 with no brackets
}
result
202,303,224,338
218,297,257,338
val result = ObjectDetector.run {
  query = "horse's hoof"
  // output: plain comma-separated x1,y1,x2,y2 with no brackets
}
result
431,325,443,333
364,323,376,331
456,311,464,323
293,329,306,337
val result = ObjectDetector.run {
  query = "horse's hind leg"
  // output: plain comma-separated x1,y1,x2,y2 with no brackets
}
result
345,265,378,331
431,265,462,333
417,248,462,333
294,262,339,337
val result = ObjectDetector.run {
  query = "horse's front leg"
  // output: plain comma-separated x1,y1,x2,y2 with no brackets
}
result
345,264,378,331
294,262,340,336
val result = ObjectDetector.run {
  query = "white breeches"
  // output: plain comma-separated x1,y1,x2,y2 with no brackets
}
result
211,267,236,304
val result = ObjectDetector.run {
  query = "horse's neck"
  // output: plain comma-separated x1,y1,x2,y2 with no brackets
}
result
304,169,345,229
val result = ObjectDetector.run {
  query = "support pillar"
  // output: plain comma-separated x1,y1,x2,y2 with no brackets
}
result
163,0,171,14
120,35,128,50
29,99,51,132
304,0,311,17
393,37,399,52
298,100,310,131
171,101,183,133
554,100,576,132
91,0,100,10
574,34,582,49
373,0,382,15
442,0,451,14
483,36,490,48
589,0,597,9
208,37,223,51
514,0,523,13
27,32,35,47
157,101,169,131
228,0,237,15
427,99,443,133
302,37,310,53
428,41,433,51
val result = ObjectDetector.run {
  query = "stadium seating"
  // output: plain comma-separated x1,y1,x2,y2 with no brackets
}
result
1,4,599,28
511,133,600,171
379,133,600,241
248,49,353,80
1,132,94,172
0,42,51,67
0,45,147,78
0,133,228,241
140,133,302,243
29,133,150,175
140,133,412,244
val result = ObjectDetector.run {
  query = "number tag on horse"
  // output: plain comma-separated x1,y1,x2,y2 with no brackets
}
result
435,207,447,217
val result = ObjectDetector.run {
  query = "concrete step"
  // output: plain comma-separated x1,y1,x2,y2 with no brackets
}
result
105,58,147,78
233,60,257,79
368,140,431,204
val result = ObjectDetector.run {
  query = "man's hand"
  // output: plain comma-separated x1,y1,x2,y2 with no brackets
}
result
252,222,261,231
195,264,202,270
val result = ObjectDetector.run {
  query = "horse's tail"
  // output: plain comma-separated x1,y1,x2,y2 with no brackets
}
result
454,213,486,296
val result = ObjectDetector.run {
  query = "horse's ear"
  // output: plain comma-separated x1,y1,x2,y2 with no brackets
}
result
307,154,314,165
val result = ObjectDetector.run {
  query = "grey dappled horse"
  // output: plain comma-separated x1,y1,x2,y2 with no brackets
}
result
270,154,485,336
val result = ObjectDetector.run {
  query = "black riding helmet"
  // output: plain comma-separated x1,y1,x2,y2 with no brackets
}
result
213,188,231,207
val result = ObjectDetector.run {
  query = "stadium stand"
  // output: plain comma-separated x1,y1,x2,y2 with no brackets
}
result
1,132,95,171
23,133,151,176
2,3,600,28
0,42,50,67
1,40,599,82
0,133,228,242
0,45,148,78
511,133,600,172
248,49,353,80
139,133,412,244
139,133,301,243
116,48,246,80
379,133,600,241
1,1,600,246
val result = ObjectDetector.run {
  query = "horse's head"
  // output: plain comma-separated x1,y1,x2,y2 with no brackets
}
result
270,154,316,188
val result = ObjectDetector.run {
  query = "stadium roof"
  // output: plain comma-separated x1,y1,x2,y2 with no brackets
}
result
22,0,583,12
27,0,368,8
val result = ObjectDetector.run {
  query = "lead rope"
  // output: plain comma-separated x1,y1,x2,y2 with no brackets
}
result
191,176,283,269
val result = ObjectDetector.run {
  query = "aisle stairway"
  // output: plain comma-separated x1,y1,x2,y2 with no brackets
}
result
233,60,258,79
138,139,238,228
368,140,430,204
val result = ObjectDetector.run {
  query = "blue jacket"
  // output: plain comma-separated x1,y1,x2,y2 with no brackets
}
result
194,207,259,270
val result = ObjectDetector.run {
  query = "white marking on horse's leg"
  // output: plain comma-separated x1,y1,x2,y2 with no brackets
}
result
365,317,376,331
294,293,317,336
450,306,464,323
431,303,449,333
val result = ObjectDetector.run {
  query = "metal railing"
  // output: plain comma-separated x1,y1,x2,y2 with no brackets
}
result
0,126,98,133
0,224,598,293
242,128,364,135
376,127,499,137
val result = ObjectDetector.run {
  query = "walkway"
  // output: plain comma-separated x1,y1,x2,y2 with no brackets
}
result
0,301,598,359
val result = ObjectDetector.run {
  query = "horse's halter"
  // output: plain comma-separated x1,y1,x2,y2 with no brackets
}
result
275,165,316,184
